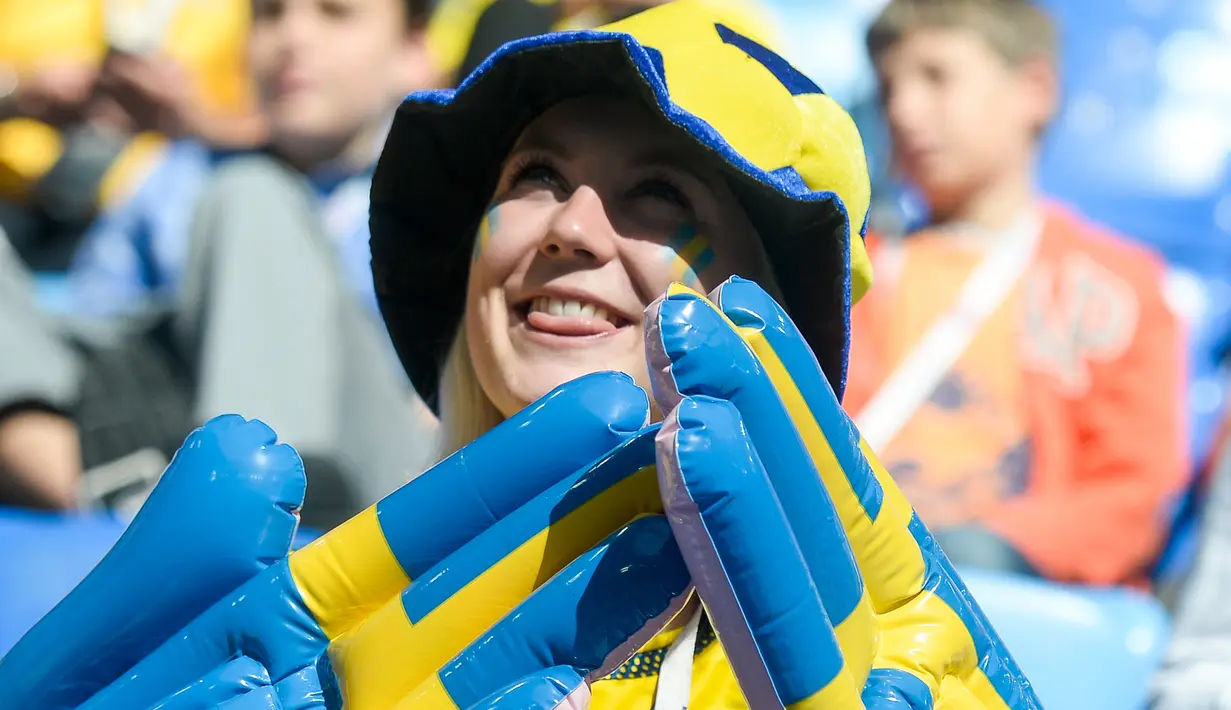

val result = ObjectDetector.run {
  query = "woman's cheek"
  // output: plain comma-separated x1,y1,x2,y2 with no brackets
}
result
475,203,549,274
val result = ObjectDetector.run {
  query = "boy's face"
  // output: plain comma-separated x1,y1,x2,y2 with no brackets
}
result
249,0,429,156
875,27,1055,212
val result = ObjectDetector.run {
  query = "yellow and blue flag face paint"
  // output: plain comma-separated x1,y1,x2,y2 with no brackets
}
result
661,225,715,290
474,205,499,262
643,277,1043,710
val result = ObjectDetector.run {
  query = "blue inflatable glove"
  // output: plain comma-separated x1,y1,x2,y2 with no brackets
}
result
647,278,1044,710
145,513,688,710
0,414,307,709
57,372,696,710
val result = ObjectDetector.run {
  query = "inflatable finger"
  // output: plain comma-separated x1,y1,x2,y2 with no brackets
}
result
318,425,667,709
658,395,862,708
647,278,1042,709
76,372,649,710
467,668,588,710
396,516,690,710
151,662,326,710
218,688,287,710
648,284,875,680
148,655,273,710
0,414,306,710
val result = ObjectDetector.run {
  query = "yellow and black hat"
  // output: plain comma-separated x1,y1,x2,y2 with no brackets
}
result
370,0,873,411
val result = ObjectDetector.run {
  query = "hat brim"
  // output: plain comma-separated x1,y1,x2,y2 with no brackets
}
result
370,29,859,412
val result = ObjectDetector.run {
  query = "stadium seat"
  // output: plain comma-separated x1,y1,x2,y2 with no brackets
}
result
961,567,1171,710
0,507,321,656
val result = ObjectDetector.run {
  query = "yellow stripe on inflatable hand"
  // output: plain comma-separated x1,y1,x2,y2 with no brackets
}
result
320,433,663,709
650,278,1039,709
711,276,1033,709
289,505,412,641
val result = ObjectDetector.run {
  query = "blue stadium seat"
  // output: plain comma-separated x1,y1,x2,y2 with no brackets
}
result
0,507,321,657
961,567,1171,710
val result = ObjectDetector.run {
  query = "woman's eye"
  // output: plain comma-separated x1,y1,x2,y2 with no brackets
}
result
513,164,562,188
632,179,690,209
253,0,284,18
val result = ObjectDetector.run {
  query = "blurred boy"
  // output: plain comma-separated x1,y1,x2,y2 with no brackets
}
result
6,0,439,525
844,0,1187,587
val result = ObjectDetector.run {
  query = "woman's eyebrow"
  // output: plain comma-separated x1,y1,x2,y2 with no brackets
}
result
508,130,572,161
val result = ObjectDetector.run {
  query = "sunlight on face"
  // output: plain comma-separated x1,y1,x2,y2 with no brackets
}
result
465,97,772,418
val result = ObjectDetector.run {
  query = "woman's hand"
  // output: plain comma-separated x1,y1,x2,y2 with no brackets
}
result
88,50,268,148
646,277,1043,709
0,62,98,125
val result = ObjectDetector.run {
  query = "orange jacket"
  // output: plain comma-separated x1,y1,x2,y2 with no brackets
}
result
845,203,1189,586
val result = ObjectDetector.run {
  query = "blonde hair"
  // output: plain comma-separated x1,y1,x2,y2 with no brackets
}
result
866,0,1057,67
438,325,506,457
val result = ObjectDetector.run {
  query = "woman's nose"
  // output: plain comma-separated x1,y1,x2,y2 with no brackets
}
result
539,186,618,264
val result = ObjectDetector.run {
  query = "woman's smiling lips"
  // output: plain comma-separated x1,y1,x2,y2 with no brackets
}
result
513,291,637,343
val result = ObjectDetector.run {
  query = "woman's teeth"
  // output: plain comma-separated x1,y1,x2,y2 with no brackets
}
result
530,296,615,325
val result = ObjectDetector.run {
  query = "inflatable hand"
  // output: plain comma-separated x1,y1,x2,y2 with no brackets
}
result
647,277,1043,709
140,513,687,710
71,372,696,710
0,414,307,710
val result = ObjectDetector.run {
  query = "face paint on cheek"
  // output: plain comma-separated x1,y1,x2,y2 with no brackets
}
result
473,205,500,262
661,224,716,289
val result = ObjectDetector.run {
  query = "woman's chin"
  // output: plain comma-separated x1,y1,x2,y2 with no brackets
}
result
492,321,648,407
507,352,647,406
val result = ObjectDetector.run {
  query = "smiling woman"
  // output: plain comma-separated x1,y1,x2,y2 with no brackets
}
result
370,1,874,461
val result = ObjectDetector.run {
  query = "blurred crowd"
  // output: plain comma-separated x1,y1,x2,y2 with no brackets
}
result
1,0,1230,703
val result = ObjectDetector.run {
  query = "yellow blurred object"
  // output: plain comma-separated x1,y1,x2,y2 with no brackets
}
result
0,1,106,69
160,0,255,118
0,120,63,202
96,131,167,207
0,0,254,206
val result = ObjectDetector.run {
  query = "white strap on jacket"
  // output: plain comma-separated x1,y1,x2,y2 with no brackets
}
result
653,606,703,710
854,210,1043,451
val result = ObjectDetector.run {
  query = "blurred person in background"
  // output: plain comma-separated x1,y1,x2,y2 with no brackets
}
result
0,0,440,529
67,0,439,318
0,230,82,510
0,0,264,272
427,0,783,84
0,0,260,511
843,0,1188,587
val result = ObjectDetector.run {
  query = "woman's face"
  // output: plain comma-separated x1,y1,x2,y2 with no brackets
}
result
466,96,772,418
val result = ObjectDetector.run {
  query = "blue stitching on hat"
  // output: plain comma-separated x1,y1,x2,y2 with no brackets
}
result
642,46,668,87
769,166,809,193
